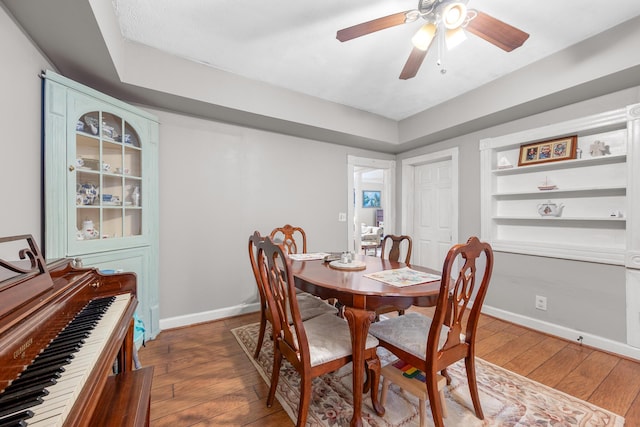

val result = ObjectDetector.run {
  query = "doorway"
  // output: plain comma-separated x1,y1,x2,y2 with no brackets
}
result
401,148,459,271
347,156,395,255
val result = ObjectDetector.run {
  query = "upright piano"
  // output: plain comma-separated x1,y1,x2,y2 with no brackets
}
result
0,235,153,427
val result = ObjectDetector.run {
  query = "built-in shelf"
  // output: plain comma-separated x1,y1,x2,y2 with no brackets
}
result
482,103,640,350
480,106,639,266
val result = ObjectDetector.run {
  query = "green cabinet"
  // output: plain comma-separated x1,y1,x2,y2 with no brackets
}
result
43,70,160,341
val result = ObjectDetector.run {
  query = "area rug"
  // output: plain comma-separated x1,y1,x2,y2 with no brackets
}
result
232,322,625,426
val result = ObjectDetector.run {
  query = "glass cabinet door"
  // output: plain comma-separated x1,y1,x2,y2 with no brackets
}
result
74,110,143,241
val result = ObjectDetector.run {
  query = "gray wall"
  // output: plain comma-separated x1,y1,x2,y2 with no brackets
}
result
152,109,392,318
0,6,52,242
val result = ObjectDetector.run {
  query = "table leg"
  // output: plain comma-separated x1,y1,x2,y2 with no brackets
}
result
343,306,375,427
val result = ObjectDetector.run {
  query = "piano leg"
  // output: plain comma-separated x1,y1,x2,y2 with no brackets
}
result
117,318,135,373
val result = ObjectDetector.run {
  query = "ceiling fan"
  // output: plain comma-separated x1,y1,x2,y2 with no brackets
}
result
336,0,530,79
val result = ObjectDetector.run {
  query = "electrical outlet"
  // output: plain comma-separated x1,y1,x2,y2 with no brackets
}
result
338,212,347,222
535,295,547,311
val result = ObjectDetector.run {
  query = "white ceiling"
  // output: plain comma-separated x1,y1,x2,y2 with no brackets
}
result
113,0,640,121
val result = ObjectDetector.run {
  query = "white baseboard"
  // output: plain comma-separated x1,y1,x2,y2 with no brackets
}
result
482,305,640,361
159,302,260,331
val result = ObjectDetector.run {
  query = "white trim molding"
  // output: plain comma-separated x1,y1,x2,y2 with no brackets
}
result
159,302,260,331
347,156,396,253
483,304,640,361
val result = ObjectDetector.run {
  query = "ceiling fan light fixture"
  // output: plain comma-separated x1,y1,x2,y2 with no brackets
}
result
411,22,437,51
445,26,467,50
442,2,468,30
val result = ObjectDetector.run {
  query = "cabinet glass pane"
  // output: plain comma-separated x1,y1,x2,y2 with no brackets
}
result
103,209,123,238
76,134,100,171
78,112,100,136
125,209,142,236
124,122,140,148
75,111,144,241
102,112,123,142
125,145,142,177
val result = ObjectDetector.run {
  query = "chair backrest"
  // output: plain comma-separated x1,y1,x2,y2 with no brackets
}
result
380,234,413,264
270,224,307,254
257,237,310,366
428,236,493,371
248,231,268,314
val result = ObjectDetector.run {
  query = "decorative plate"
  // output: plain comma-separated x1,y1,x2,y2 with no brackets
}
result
329,260,366,271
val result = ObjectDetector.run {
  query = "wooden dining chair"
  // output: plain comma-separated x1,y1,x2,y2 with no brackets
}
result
380,234,413,264
270,224,307,254
248,231,337,359
271,224,339,307
369,236,494,427
376,234,414,318
257,237,383,427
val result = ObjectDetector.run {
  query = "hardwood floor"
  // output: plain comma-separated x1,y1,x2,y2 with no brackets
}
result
138,308,640,426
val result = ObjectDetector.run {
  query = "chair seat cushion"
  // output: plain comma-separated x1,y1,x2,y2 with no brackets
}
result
368,312,452,359
301,313,379,367
296,293,338,321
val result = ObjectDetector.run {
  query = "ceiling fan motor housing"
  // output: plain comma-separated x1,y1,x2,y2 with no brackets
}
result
418,0,438,12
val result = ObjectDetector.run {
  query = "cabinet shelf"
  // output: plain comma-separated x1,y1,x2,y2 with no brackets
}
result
492,154,626,175
492,216,626,222
77,168,100,174
493,186,626,198
490,240,626,265
77,130,100,140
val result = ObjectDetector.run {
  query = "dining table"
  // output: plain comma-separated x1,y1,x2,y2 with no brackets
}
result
290,254,442,427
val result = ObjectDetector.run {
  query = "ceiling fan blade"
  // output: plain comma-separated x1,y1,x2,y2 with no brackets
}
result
337,10,414,42
399,47,429,80
465,10,530,52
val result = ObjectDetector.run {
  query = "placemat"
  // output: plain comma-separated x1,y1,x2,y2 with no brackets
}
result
365,267,441,287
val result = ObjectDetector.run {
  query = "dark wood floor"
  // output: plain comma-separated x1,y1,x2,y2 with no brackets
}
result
138,308,640,426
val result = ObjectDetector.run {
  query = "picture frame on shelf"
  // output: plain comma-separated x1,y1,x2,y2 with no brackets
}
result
362,190,381,208
518,135,577,166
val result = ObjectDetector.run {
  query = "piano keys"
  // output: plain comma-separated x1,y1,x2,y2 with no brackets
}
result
0,235,152,427
0,294,131,425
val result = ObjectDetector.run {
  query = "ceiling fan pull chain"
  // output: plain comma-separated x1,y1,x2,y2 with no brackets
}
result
437,23,447,74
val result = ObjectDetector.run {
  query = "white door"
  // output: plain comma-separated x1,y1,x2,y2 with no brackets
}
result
413,160,453,270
